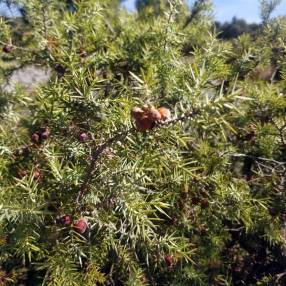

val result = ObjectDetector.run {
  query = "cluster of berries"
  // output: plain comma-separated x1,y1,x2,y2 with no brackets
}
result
58,216,88,234
12,128,50,179
16,128,50,179
131,105,171,131
31,128,50,144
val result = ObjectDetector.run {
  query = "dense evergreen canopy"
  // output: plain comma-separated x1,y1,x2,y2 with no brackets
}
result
0,0,286,285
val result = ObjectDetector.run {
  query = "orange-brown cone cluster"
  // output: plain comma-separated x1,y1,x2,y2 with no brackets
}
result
131,105,171,131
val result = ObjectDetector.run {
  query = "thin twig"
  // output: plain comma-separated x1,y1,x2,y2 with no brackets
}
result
270,118,286,146
275,271,286,283
41,1,48,41
76,109,200,205
226,153,286,165
0,40,37,53
76,129,133,204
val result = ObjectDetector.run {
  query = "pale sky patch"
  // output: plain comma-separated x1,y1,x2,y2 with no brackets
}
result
122,0,286,23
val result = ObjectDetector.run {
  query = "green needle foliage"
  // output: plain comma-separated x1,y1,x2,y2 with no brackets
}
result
0,0,286,285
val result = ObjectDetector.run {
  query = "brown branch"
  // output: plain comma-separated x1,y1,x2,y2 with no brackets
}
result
0,40,38,53
76,128,134,204
226,153,286,166
156,109,200,129
76,109,200,205
40,1,48,41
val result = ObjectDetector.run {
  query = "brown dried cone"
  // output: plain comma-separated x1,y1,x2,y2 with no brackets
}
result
135,115,155,131
131,107,145,120
131,105,161,131
147,106,162,121
131,106,154,131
